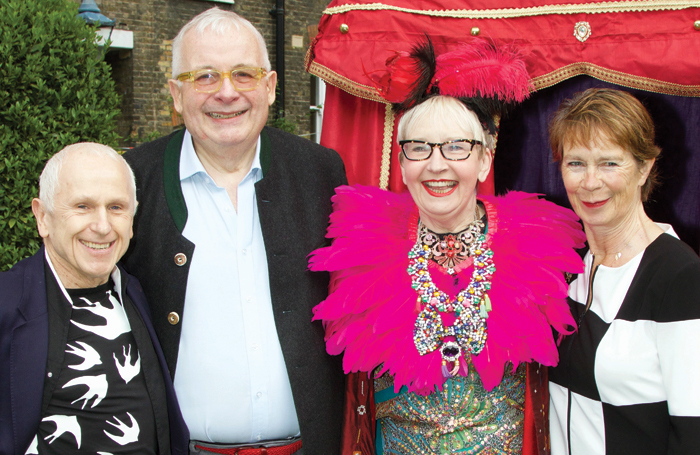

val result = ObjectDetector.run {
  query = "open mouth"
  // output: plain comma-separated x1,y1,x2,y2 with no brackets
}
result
208,111,246,119
80,240,114,250
423,181,457,196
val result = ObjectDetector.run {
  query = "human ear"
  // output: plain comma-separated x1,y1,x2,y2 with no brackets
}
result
32,198,50,239
477,148,493,183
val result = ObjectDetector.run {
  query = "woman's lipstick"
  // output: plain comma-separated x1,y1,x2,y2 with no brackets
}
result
582,199,609,208
422,181,457,197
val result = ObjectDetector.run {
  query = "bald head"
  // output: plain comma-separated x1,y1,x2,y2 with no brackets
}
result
39,142,137,214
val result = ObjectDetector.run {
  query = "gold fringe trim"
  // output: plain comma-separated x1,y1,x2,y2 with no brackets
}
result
307,61,386,102
380,103,394,190
310,59,700,99
323,1,700,19
532,62,700,97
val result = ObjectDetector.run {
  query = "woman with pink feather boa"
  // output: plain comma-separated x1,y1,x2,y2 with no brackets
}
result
309,38,585,455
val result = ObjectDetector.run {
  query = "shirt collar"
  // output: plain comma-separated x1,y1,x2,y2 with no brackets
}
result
180,129,262,183
44,248,124,305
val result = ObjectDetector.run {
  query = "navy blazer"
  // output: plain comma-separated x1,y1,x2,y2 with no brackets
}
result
0,248,189,455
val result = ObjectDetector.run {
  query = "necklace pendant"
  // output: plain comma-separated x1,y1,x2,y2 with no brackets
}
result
440,341,462,377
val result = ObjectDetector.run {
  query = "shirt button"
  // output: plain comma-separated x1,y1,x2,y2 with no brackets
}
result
174,253,187,266
256,392,262,398
168,312,180,325
242,249,247,255
251,344,258,351
47,372,52,378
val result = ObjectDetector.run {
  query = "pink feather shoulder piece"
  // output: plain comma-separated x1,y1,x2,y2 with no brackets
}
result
309,185,585,394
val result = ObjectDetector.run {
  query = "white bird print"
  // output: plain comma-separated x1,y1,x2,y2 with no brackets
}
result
104,412,140,445
71,293,131,340
41,415,82,448
63,374,108,409
113,344,141,384
65,341,102,371
24,435,38,454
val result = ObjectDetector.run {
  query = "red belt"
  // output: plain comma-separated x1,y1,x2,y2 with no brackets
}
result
195,439,302,455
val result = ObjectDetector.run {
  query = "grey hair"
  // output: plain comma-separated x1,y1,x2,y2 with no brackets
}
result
397,96,495,152
171,7,271,78
39,143,137,214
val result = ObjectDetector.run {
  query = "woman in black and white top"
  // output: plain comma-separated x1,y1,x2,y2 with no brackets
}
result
547,88,700,455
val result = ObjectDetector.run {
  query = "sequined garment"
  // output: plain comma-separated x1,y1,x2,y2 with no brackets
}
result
375,360,526,455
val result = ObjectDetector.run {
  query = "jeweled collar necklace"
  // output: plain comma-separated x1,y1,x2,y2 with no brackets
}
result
409,215,494,377
417,213,485,275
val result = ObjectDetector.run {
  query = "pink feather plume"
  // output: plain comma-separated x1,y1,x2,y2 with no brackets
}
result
309,185,585,394
432,40,531,103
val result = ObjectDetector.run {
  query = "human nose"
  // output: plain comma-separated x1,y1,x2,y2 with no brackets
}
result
426,144,448,172
215,74,241,99
91,208,112,235
581,165,603,190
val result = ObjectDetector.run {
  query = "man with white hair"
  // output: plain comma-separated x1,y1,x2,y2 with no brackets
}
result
0,143,188,455
122,7,346,455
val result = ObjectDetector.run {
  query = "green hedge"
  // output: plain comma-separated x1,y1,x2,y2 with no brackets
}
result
0,0,121,271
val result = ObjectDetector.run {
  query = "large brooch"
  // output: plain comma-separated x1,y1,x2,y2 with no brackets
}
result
408,232,495,377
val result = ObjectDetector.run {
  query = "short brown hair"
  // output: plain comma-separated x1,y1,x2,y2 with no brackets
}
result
549,88,661,201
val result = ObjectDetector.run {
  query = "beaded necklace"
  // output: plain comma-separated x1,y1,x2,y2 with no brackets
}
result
409,219,495,377
420,215,484,274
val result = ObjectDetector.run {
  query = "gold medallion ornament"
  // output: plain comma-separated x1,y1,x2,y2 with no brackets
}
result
574,21,592,42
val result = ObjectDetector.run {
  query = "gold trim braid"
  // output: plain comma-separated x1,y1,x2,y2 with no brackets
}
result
532,62,700,97
323,1,700,20
307,61,386,103
307,57,395,188
380,103,394,190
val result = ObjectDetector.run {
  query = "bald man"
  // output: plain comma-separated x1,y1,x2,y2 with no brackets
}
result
0,143,188,455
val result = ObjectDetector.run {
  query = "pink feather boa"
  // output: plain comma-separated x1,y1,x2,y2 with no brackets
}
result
309,185,585,395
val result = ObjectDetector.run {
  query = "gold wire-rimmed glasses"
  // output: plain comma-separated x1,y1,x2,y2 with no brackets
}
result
176,67,267,93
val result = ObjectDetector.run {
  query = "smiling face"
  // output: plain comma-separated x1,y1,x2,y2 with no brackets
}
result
561,137,652,232
400,109,492,233
33,150,136,288
169,25,277,159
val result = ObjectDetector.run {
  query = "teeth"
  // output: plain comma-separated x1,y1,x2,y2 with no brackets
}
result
426,181,455,188
81,241,111,250
424,181,456,193
209,111,244,119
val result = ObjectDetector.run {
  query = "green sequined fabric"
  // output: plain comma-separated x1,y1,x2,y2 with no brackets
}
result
374,361,526,455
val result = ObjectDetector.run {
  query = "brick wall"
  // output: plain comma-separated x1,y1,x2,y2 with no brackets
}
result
80,0,330,146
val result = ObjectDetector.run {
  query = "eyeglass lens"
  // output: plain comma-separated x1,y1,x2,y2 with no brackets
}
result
402,140,476,160
193,69,262,92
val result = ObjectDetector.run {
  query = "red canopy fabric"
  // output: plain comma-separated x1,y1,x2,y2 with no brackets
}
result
308,5,700,453
307,0,700,189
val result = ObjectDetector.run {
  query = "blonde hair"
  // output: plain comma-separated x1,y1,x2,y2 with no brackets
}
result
397,96,495,153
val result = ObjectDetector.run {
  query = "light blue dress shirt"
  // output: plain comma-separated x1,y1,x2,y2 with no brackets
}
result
173,131,300,443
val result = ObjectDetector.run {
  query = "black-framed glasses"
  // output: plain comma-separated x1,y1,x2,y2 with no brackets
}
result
176,67,267,93
399,139,482,161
